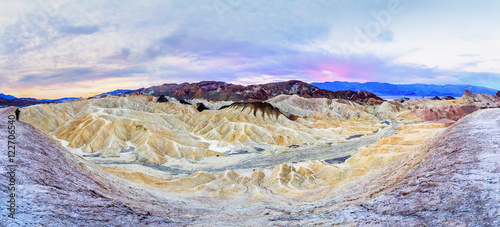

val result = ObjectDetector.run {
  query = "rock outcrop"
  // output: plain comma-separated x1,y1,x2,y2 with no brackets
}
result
392,90,500,123
375,101,403,118
156,94,168,103
410,105,479,121
267,95,376,120
226,101,292,120
456,89,500,107
196,102,209,112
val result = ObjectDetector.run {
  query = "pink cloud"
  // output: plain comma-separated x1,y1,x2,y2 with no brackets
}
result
304,61,374,82
319,63,351,77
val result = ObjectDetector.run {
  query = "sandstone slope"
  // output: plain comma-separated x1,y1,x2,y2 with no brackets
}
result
267,108,500,226
0,116,207,226
19,94,383,164
100,120,447,205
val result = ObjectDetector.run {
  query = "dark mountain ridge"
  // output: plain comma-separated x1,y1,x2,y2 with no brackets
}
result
311,81,499,97
0,93,16,100
139,80,384,104
0,96,79,108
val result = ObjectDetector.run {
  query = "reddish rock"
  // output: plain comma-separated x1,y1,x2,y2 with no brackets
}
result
430,118,456,127
226,101,296,120
459,90,500,107
411,105,479,121
140,80,384,104
464,89,474,96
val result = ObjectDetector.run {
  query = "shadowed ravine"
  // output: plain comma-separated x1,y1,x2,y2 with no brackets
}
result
92,120,398,174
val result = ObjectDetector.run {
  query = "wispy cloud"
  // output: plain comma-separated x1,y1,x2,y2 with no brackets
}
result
1,0,499,98
14,66,145,88
59,25,100,35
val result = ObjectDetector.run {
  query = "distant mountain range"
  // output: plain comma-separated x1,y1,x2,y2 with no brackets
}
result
0,93,79,107
89,89,139,99
4,81,499,108
38,97,79,102
0,93,16,100
310,82,499,97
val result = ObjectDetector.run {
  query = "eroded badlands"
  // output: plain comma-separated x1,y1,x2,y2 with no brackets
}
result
2,90,499,225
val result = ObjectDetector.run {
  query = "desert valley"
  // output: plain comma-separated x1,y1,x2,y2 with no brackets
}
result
1,80,499,226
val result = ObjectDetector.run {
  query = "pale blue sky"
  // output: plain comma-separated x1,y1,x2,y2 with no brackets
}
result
0,0,499,98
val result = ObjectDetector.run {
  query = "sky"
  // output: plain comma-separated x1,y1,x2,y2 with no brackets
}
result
0,0,499,99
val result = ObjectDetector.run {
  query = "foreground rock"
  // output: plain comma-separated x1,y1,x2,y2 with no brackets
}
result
269,108,500,226
0,118,208,226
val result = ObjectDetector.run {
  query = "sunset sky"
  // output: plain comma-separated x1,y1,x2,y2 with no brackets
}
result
1,0,499,99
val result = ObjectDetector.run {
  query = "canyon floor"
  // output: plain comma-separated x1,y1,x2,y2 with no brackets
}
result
1,91,499,226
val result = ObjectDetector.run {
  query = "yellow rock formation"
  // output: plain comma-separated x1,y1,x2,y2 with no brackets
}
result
21,95,384,164
95,121,447,203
